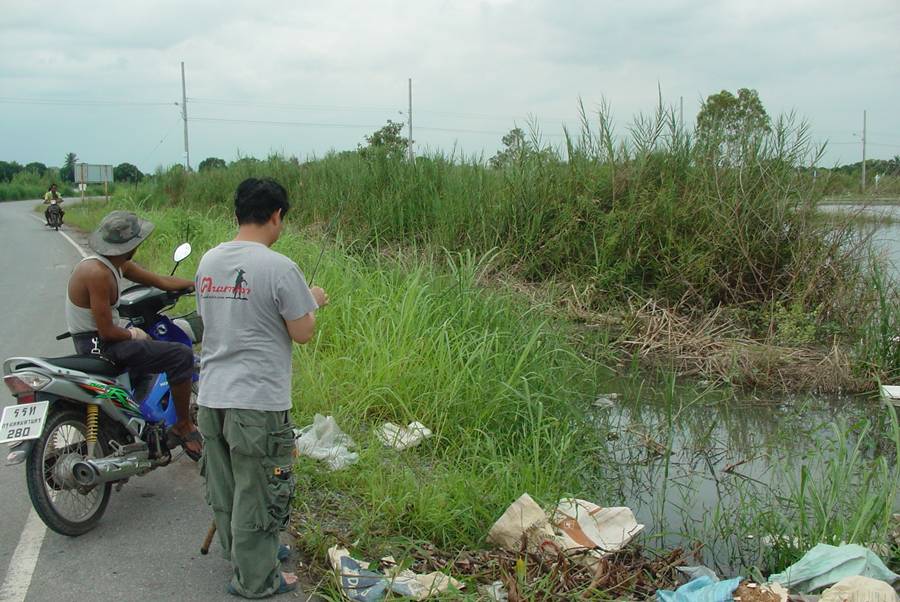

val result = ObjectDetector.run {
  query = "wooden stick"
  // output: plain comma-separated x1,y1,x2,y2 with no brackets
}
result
200,520,217,555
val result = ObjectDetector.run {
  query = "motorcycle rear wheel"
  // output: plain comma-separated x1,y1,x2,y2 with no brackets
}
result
25,408,112,536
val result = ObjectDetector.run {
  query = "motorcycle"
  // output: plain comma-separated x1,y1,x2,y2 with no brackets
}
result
1,243,202,536
46,200,63,230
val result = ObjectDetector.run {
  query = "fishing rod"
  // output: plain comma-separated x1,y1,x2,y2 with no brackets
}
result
307,197,347,285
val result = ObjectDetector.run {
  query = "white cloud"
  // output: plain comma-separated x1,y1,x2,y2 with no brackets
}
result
1,0,898,170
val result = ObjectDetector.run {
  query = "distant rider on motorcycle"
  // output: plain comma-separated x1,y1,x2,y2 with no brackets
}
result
65,211,203,458
43,183,64,226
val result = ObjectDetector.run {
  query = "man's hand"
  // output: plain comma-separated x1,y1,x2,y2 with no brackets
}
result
127,326,150,341
311,286,329,308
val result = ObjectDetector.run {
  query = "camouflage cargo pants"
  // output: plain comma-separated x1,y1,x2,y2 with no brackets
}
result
198,406,295,599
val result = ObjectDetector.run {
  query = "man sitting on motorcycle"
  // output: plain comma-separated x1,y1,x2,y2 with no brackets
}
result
65,210,202,458
43,183,64,226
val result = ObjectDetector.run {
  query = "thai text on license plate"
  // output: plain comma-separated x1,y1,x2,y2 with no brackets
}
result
0,401,49,444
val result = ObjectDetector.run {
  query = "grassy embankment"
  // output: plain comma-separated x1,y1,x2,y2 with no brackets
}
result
65,198,899,597
60,98,899,596
79,105,899,390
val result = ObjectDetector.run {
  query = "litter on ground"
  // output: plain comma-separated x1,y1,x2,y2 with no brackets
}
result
818,575,899,602
327,546,463,601
656,575,743,602
294,414,358,470
487,492,644,568
376,421,432,450
767,543,899,593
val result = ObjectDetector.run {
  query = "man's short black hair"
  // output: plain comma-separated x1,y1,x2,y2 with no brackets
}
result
234,178,290,225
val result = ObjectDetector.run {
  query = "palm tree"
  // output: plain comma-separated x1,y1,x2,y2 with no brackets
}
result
62,152,78,183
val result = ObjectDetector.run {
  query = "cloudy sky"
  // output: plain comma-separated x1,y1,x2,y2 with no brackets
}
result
2,0,898,173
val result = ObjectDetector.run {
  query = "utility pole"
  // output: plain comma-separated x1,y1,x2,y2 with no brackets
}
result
861,110,866,193
181,61,191,171
407,78,413,162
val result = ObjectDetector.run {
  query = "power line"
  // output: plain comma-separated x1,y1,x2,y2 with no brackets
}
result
0,96,175,107
188,95,575,124
188,97,398,113
190,115,566,139
139,116,183,167
191,116,384,129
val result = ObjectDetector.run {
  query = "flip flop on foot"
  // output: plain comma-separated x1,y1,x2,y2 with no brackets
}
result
277,544,292,562
166,427,203,461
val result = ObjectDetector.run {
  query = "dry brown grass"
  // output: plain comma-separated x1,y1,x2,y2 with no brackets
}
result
617,298,868,393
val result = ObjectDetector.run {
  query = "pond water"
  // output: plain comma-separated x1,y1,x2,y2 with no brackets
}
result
587,206,900,575
590,382,897,575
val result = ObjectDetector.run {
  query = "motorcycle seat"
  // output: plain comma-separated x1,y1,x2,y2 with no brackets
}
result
16,355,122,377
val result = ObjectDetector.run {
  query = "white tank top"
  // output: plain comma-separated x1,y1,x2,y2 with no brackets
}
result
65,255,123,334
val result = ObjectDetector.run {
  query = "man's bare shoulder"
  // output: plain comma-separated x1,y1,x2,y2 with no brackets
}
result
72,258,113,284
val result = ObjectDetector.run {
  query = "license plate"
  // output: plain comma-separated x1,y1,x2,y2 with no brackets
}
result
0,401,49,444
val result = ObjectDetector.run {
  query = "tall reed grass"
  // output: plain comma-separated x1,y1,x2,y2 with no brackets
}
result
111,103,871,331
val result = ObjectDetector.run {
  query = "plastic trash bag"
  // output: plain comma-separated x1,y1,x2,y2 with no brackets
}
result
328,547,462,601
767,544,899,593
376,421,432,450
487,493,558,554
294,414,358,470
656,575,742,602
676,566,719,584
819,575,899,602
552,499,645,566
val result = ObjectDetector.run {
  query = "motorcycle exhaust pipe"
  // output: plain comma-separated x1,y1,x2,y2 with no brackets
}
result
72,456,152,486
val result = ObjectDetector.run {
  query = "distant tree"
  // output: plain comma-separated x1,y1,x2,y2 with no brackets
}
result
489,128,528,168
360,120,410,161
888,155,900,176
24,162,48,176
198,157,227,172
114,162,143,183
696,88,770,164
62,152,78,183
0,161,23,182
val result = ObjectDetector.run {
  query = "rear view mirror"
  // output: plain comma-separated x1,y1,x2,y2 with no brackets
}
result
173,243,192,263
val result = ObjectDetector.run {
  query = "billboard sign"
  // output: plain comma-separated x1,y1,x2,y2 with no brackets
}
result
74,163,113,184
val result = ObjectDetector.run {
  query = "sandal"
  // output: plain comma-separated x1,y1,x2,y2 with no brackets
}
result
227,572,298,597
277,544,292,562
166,427,203,462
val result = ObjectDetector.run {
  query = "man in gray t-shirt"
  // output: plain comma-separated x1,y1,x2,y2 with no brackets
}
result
195,178,328,598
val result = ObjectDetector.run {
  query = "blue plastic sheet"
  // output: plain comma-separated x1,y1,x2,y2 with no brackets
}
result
657,575,743,602
767,543,899,593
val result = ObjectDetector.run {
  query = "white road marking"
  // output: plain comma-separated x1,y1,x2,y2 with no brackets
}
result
0,509,47,602
29,215,88,259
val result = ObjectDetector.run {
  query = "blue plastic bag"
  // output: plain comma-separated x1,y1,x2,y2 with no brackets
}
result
657,575,743,602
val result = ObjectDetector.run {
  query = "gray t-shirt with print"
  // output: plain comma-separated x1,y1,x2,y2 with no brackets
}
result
195,240,318,411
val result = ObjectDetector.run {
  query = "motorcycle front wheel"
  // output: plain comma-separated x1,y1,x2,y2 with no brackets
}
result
25,408,112,536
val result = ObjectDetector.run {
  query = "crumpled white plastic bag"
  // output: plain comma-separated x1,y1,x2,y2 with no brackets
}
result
294,414,358,470
376,421,432,450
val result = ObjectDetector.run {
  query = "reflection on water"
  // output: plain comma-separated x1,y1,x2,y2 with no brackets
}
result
574,209,900,576
821,203,900,277
585,379,899,575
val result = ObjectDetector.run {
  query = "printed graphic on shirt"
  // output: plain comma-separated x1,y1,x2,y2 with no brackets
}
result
198,268,251,300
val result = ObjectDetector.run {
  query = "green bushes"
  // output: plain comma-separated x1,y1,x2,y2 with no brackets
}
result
127,108,868,325
0,169,71,201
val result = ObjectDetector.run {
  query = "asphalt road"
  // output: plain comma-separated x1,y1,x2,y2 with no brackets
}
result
0,200,312,601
